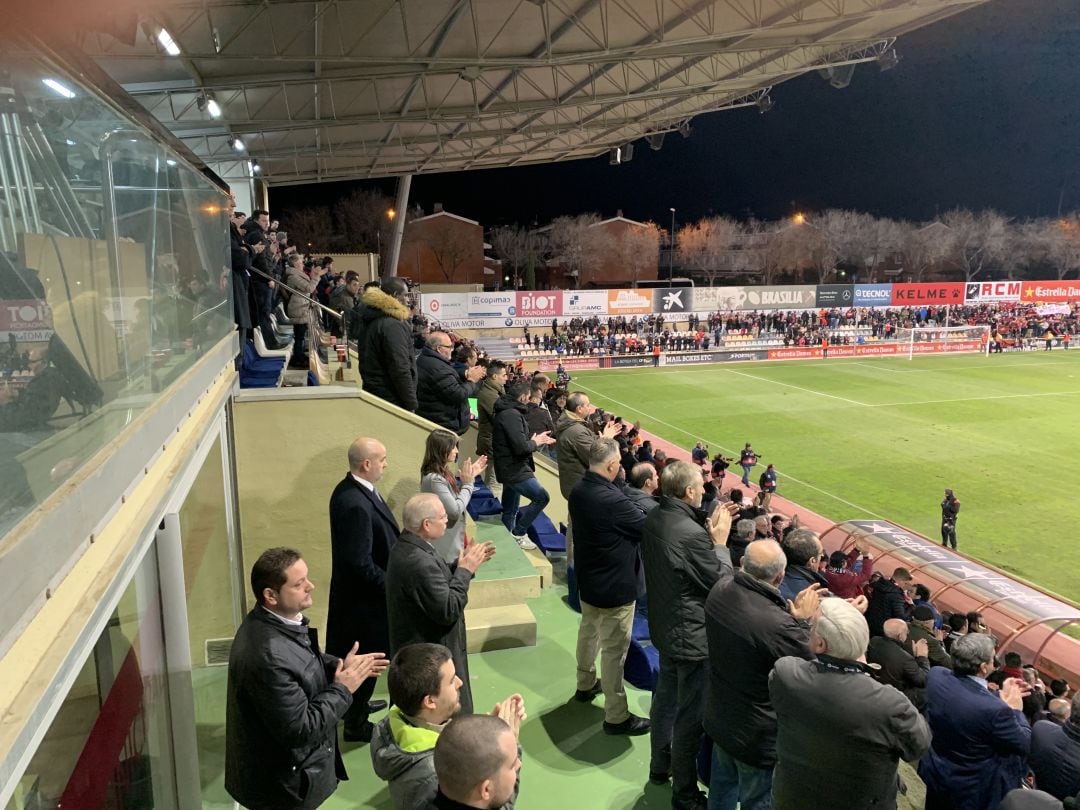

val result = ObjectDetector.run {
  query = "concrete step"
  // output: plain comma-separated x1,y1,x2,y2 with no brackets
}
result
465,603,536,653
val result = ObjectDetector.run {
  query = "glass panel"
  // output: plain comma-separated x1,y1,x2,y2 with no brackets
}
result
0,44,234,630
177,435,236,806
5,544,176,809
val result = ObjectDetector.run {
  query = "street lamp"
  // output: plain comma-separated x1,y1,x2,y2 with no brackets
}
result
669,207,676,280
792,212,806,225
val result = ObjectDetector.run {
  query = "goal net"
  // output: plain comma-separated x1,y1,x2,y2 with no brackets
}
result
893,324,991,359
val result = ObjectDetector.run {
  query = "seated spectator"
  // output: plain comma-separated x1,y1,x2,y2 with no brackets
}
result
908,605,953,670
824,539,874,599
866,618,931,711
918,633,1031,810
944,612,969,653
637,440,654,463
429,714,522,810
777,529,828,604
1049,698,1073,725
1051,679,1071,700
1029,692,1080,800
371,643,524,810
865,567,914,637
913,582,944,630
769,598,930,810
753,514,771,540
769,515,785,543
420,429,487,564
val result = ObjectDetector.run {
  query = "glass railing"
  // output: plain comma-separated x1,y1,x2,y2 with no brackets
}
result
0,45,234,628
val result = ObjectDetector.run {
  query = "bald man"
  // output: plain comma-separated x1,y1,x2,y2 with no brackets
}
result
866,618,930,711
386,493,495,716
327,437,402,742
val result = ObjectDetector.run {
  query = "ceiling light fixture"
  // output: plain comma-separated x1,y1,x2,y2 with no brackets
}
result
205,96,222,118
878,48,900,71
230,137,245,152
251,159,261,174
756,94,774,114
42,78,76,99
157,27,181,56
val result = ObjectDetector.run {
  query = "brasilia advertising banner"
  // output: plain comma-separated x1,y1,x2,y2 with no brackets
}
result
890,282,965,306
965,280,1022,303
1020,280,1080,303
652,287,691,314
853,284,893,307
690,285,816,311
815,284,854,307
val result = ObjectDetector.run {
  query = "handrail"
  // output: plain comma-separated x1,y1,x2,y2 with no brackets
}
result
247,263,351,369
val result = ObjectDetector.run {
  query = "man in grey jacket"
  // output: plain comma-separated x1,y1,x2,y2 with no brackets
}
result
641,460,737,810
371,642,525,810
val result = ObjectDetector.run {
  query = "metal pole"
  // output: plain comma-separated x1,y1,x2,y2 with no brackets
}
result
384,174,412,278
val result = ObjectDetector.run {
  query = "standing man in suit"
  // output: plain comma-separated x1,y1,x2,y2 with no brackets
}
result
326,437,401,743
918,633,1031,810
386,493,495,715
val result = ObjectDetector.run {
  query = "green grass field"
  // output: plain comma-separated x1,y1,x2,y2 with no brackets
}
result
572,351,1080,604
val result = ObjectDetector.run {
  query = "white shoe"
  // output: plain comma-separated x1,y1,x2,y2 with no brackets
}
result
514,534,537,550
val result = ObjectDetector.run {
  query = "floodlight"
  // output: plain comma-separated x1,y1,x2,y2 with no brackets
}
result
229,137,245,152
878,48,900,71
157,27,181,56
647,133,665,151
42,78,76,99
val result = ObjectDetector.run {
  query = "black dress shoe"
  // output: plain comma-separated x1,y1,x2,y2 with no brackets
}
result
648,769,670,785
368,699,388,713
602,714,651,736
573,680,602,702
342,720,374,743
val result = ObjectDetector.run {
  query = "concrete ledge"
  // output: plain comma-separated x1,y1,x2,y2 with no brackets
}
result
465,604,537,653
522,548,554,588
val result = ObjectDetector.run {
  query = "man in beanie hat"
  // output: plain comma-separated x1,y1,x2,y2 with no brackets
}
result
908,604,952,669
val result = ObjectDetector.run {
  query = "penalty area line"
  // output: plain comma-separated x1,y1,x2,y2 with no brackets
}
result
570,380,885,519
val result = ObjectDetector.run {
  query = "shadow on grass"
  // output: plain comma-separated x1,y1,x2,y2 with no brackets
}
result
527,699,633,768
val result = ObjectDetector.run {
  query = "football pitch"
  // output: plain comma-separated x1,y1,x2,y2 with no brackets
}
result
571,351,1080,604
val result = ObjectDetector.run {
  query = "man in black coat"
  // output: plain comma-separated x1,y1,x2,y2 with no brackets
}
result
226,547,388,809
415,331,486,434
386,493,496,716
641,460,736,809
704,539,820,810
570,437,649,735
866,567,914,637
941,488,960,549
866,618,931,711
769,598,930,810
777,528,829,603
492,382,555,544
358,277,418,411
326,437,400,742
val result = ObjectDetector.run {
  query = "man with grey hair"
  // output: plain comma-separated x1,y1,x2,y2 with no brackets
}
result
919,632,1031,810
416,330,486,435
728,518,756,569
386,493,496,715
769,598,930,809
704,540,822,810
569,437,650,734
641,460,738,808
1029,690,1080,801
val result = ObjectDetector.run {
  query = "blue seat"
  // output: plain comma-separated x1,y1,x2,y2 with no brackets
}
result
526,512,565,554
624,638,660,692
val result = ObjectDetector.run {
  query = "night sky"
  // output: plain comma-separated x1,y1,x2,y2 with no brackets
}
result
272,0,1080,228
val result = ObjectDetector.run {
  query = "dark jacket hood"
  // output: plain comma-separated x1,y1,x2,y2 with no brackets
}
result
361,287,411,322
494,393,526,415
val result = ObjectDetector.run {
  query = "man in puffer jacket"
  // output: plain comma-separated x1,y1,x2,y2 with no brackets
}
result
357,277,418,411
371,643,523,810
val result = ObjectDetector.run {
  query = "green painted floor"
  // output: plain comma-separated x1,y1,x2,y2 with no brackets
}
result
193,566,926,809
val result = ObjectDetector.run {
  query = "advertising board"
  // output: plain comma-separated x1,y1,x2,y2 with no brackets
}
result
0,299,54,343
563,290,608,316
515,290,562,318
603,355,654,368
693,287,743,311
816,284,854,307
652,287,691,314
468,292,516,318
536,357,599,371
420,293,469,322
890,283,965,306
964,281,1022,303
853,284,893,307
740,285,816,310
1020,280,1080,303
607,289,652,315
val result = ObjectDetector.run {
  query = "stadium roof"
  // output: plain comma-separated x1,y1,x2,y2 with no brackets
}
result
83,0,987,186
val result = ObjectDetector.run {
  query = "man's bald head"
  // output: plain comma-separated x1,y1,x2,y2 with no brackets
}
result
883,619,908,642
742,539,786,586
348,437,388,483
433,714,518,806
1048,697,1072,724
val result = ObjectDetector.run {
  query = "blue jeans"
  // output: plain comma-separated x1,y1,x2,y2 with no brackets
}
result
651,657,706,806
708,743,773,810
741,464,753,487
500,476,549,536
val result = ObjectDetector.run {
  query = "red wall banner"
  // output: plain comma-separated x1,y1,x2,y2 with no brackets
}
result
1020,280,1080,303
890,283,965,305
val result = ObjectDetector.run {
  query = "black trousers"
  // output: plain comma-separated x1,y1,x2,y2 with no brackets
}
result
941,522,957,549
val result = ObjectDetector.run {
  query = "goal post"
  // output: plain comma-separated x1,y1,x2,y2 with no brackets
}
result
894,324,992,359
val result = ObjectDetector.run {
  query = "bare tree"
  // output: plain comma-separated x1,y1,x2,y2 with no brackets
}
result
1037,216,1080,279
547,214,612,288
612,221,662,286
941,209,1008,281
492,225,551,289
897,221,953,281
285,206,334,253
844,214,904,282
332,188,397,253
676,216,739,286
422,218,476,283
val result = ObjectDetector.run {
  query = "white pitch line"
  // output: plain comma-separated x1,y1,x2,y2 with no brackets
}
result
571,381,885,519
870,390,1080,407
719,367,872,407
